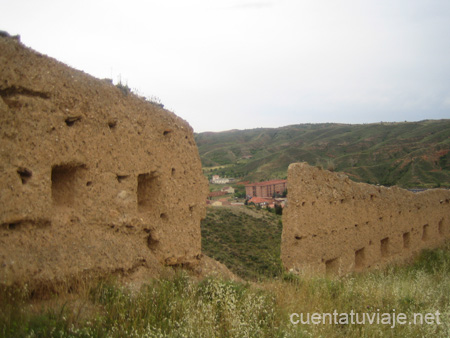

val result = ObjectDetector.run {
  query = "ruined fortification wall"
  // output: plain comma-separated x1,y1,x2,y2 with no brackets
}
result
0,36,208,286
281,163,450,275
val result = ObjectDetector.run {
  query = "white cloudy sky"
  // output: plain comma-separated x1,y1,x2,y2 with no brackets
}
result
2,0,450,132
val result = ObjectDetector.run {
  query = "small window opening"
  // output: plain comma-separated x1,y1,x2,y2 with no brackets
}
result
325,258,339,275
65,116,82,126
380,237,389,257
355,248,365,270
17,167,32,184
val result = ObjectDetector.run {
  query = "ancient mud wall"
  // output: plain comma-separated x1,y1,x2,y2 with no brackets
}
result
281,163,450,276
0,36,208,286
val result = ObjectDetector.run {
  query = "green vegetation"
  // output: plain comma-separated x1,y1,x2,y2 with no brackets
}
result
115,81,131,96
1,242,449,337
195,120,450,188
0,273,281,338
201,207,283,280
233,184,246,199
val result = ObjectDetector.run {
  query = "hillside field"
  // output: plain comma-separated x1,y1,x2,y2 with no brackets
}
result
196,120,450,188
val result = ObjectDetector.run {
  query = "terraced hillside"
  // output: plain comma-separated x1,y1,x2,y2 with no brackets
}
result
196,120,450,188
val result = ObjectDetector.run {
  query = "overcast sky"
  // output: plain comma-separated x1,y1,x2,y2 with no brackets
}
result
2,0,450,132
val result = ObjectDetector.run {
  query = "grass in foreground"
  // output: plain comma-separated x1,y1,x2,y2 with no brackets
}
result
0,274,280,338
1,243,450,337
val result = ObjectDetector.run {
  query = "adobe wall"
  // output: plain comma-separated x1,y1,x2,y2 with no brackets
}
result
0,36,208,286
281,163,450,276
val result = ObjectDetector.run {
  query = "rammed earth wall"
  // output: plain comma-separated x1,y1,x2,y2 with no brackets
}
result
281,163,450,275
0,35,208,286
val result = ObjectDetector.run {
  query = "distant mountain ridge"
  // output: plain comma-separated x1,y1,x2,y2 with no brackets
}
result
195,120,450,188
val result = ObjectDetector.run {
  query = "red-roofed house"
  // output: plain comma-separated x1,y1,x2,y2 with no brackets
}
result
245,179,287,198
208,191,227,198
248,197,273,207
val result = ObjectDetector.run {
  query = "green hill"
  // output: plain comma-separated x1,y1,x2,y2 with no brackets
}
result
195,120,450,188
201,206,283,280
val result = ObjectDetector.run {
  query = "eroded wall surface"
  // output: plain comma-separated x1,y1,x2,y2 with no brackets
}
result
0,36,208,286
281,163,450,275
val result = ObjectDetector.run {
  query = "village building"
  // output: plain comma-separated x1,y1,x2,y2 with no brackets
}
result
274,198,287,208
208,191,228,198
210,175,231,184
245,179,287,198
221,186,235,194
247,197,273,207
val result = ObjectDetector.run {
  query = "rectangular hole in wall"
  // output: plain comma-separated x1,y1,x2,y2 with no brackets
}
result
380,237,390,258
403,232,410,249
1,218,51,230
325,258,339,276
51,164,85,207
137,172,159,212
355,248,365,270
117,174,129,183
17,167,32,184
438,218,445,236
422,224,429,241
